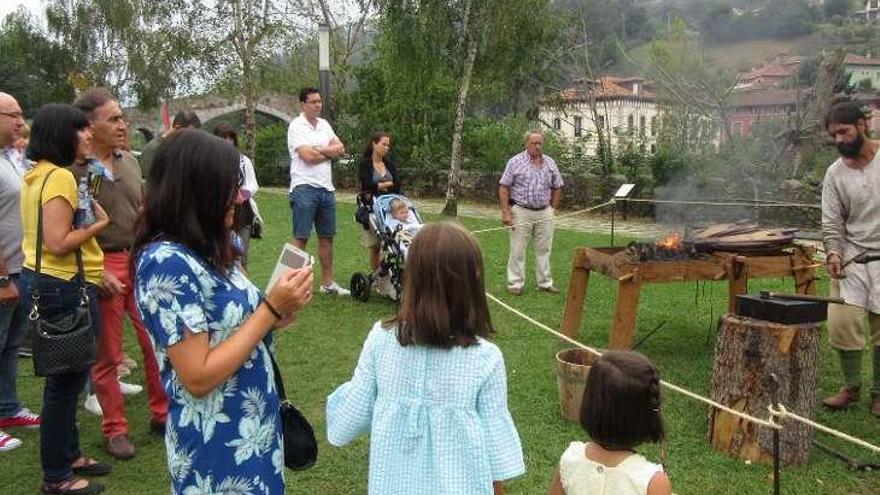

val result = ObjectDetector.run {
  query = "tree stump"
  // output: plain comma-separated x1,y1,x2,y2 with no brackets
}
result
708,314,821,466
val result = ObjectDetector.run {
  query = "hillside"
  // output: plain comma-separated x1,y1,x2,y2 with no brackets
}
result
612,34,821,76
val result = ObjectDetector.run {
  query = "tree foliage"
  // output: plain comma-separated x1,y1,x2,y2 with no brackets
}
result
0,9,76,116
660,0,818,43
345,0,558,209
823,0,854,20
44,0,206,106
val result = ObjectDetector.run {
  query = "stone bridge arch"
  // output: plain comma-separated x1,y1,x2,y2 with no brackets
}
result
125,90,297,143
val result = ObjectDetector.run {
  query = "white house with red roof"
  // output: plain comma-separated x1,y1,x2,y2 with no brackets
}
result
843,53,880,90
539,77,661,155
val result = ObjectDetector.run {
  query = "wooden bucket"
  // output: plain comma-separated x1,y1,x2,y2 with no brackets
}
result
556,348,598,422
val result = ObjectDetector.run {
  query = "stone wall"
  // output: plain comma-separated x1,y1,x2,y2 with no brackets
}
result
329,164,820,228
332,165,614,208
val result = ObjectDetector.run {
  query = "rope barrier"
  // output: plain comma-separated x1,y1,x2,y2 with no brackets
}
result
340,190,879,454
768,404,880,455
470,200,615,234
485,292,782,430
619,198,822,209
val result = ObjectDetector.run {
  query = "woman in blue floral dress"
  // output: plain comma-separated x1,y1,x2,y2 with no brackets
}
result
132,130,313,494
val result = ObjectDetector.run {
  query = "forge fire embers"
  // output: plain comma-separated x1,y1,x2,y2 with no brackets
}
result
622,233,704,262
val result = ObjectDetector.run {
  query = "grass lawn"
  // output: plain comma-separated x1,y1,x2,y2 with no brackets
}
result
4,192,880,494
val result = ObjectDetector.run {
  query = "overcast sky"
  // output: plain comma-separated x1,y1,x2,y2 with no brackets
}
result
0,0,44,23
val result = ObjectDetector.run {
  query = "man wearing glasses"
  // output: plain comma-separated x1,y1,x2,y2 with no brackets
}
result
287,87,349,296
0,93,42,452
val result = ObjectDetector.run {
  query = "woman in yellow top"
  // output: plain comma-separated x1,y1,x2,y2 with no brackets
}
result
19,104,111,495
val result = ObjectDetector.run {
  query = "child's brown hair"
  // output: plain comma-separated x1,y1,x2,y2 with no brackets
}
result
581,350,665,450
386,222,494,348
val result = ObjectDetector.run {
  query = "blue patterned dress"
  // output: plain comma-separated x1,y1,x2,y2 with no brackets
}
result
135,242,283,495
327,322,525,495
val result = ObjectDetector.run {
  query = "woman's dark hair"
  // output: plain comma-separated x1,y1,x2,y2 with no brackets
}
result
825,101,867,130
131,129,241,273
385,222,494,348
361,131,391,160
26,104,90,166
212,122,238,148
172,110,201,129
581,350,665,451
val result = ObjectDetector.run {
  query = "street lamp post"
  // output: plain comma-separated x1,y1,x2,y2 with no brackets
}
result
318,23,332,121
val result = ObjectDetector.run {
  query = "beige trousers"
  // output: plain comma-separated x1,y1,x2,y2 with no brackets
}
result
828,278,880,350
507,205,554,290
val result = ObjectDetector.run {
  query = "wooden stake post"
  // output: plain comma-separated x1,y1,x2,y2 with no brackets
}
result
561,245,817,349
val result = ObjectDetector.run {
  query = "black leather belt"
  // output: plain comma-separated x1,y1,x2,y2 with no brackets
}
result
510,200,548,211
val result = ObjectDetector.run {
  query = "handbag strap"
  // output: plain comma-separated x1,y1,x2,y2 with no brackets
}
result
266,342,288,403
32,168,87,312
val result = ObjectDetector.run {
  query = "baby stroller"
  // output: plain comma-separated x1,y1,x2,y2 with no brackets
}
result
350,192,423,302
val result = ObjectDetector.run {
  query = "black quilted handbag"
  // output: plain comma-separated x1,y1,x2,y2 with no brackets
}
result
268,349,317,471
28,169,97,377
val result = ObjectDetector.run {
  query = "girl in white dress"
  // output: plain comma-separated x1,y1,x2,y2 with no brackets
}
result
547,350,671,495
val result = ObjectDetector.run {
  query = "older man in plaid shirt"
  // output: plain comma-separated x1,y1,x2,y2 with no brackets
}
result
498,130,564,296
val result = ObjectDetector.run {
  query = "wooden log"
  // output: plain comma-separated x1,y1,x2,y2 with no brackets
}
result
562,266,591,339
708,314,821,466
727,258,749,313
609,280,642,349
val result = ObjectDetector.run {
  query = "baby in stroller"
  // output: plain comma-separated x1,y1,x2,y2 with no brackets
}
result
385,198,422,256
350,194,424,302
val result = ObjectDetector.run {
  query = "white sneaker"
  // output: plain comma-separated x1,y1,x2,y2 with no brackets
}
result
0,431,21,452
84,394,103,417
119,381,143,396
319,281,351,296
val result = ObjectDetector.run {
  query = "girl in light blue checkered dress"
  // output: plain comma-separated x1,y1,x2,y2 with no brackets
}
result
327,222,525,495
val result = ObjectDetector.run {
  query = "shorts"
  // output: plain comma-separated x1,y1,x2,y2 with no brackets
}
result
290,185,336,240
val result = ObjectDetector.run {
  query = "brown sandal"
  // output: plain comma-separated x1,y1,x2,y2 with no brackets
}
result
41,477,105,494
71,456,112,477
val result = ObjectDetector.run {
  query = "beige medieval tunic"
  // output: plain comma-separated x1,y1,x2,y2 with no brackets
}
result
822,150,880,312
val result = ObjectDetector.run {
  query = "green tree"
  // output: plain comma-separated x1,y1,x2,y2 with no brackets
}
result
207,0,291,160
347,0,557,215
647,19,738,142
0,9,75,115
44,0,205,106
824,0,854,19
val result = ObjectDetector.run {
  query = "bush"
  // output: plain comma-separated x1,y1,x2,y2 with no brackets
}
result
254,122,289,187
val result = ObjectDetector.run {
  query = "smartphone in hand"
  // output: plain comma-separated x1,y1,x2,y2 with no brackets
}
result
266,243,313,292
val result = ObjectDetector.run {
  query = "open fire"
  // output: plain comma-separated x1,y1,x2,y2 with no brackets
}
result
657,233,683,250
616,222,797,263
623,233,700,262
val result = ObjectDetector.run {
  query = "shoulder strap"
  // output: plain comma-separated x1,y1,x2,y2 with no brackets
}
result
267,346,288,402
34,168,86,281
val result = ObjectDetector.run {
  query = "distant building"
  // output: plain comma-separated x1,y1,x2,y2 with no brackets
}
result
539,77,661,155
726,88,805,139
736,56,802,90
853,0,880,21
843,53,880,90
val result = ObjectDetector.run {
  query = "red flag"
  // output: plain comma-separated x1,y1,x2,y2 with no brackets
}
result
159,99,170,131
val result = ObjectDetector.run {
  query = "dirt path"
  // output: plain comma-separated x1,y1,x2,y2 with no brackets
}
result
265,188,673,240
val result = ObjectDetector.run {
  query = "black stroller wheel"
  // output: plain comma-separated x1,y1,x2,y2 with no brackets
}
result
350,273,370,302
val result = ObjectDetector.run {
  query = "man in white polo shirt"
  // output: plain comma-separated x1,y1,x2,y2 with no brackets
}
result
288,87,349,295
